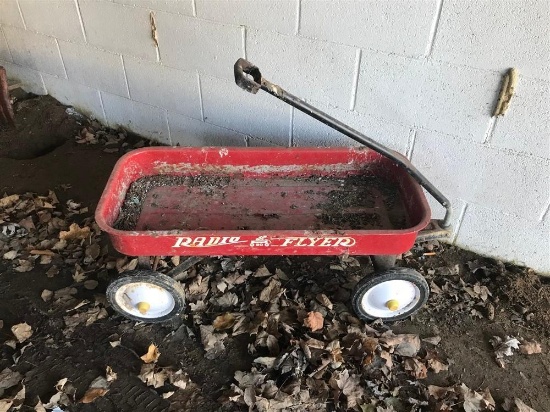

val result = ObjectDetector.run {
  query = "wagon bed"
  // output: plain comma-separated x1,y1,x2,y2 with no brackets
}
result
96,147,431,257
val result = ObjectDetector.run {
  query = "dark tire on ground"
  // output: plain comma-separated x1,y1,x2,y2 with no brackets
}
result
352,267,429,322
107,270,185,323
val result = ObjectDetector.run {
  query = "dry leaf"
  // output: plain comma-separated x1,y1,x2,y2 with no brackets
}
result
215,292,238,308
106,366,117,382
46,265,60,277
503,397,537,412
140,343,160,364
491,336,520,365
80,387,108,404
259,278,283,303
0,384,25,411
428,358,449,373
404,358,428,379
254,265,272,278
200,325,228,359
213,313,236,330
422,336,442,345
72,264,87,282
41,289,53,302
0,194,19,208
138,364,169,388
519,340,542,355
34,399,47,412
0,368,23,390
11,322,32,343
59,223,91,240
3,250,17,260
457,384,495,412
303,311,324,332
254,357,277,368
169,369,189,389
382,334,421,357
14,259,33,272
315,294,333,310
333,370,364,408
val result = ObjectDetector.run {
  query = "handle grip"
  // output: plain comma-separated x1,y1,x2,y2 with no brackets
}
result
234,58,262,94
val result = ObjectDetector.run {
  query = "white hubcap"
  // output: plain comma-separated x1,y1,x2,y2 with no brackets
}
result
114,281,176,319
361,279,420,319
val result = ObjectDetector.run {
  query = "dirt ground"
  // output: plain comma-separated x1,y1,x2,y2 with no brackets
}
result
0,95,548,412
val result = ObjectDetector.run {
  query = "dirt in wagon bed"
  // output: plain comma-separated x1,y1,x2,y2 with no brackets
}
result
0,94,549,412
114,174,408,232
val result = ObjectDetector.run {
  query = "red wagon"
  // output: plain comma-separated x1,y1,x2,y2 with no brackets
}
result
96,59,451,323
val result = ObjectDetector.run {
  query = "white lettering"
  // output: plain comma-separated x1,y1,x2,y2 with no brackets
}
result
320,237,336,247
192,237,207,247
281,237,298,247
334,237,356,247
173,237,192,247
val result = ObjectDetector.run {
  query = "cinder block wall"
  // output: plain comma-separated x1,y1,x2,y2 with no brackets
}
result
1,0,549,272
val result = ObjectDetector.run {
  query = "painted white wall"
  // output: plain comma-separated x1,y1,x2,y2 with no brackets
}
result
1,0,549,272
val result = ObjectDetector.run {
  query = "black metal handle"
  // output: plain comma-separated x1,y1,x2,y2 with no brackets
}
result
233,58,452,228
234,59,262,94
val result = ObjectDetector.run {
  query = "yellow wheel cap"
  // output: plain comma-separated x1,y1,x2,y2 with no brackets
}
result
386,299,399,311
137,301,151,314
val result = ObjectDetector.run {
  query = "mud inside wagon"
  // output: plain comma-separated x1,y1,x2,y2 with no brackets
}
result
114,173,409,232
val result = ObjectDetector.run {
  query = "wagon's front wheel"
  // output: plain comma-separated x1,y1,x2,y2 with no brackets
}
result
107,270,185,323
351,268,429,322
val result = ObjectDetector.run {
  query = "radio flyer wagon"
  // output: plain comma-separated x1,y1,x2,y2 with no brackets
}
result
95,59,451,324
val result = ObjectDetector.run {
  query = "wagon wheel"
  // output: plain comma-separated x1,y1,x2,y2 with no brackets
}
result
351,268,429,322
107,270,185,323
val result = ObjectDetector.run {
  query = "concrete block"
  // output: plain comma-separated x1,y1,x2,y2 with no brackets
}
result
411,129,550,219
196,0,296,34
201,74,290,146
300,0,437,57
491,77,549,158
101,92,170,144
0,27,12,62
247,30,356,108
124,57,201,120
432,1,550,80
42,74,105,121
292,103,411,154
2,26,66,77
155,12,242,81
355,52,500,139
0,60,46,95
58,41,128,97
168,111,247,147
455,203,550,273
0,0,25,28
18,0,85,42
114,0,194,16
79,0,157,61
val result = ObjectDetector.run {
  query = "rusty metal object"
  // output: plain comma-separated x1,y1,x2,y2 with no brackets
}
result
0,66,16,128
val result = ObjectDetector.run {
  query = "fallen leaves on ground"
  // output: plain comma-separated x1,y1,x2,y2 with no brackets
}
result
213,313,236,330
11,323,32,343
140,343,161,364
519,340,542,355
303,311,324,332
77,366,118,404
0,385,24,412
59,223,90,241
503,397,538,412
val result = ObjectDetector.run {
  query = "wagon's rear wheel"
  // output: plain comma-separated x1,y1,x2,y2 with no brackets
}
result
107,270,185,323
351,268,429,322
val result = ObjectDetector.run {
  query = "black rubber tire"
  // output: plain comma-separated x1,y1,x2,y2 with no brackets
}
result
107,270,185,323
351,267,429,322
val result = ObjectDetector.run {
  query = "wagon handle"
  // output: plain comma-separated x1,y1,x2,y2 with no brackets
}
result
234,58,452,228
